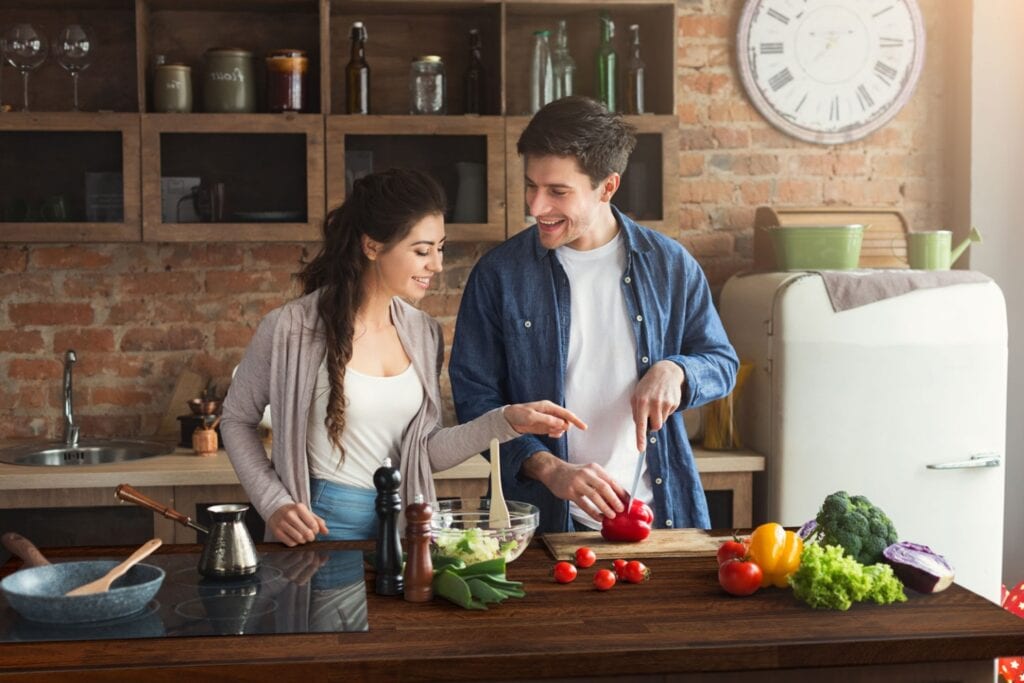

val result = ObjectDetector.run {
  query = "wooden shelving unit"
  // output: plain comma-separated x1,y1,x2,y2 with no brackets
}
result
0,0,678,243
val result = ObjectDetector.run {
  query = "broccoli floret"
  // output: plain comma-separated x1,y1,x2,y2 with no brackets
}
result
810,491,898,566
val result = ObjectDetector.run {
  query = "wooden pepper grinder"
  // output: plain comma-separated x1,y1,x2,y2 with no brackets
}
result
373,457,404,596
403,494,433,603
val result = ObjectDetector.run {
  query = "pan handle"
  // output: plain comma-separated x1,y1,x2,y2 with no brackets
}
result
115,483,209,534
1,532,51,568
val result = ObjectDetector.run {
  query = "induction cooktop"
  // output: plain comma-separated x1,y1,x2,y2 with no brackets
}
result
0,549,369,643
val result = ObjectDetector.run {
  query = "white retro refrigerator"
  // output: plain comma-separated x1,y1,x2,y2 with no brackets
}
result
719,272,1007,603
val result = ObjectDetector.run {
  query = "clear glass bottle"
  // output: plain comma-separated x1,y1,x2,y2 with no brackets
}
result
463,28,485,114
529,29,553,114
346,21,370,114
595,12,616,112
624,24,645,115
410,55,446,114
551,19,575,100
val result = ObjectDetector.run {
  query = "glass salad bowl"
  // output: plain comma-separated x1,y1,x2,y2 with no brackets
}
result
429,499,539,564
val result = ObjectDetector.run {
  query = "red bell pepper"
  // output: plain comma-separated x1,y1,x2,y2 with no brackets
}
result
600,497,654,542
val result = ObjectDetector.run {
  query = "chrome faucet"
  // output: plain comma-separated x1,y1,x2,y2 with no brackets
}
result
63,349,79,446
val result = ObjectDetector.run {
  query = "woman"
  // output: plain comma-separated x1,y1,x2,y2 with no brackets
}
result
221,169,584,545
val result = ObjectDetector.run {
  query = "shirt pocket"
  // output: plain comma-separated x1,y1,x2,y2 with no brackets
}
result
503,315,558,373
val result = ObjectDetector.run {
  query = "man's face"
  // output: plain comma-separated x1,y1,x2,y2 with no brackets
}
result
524,154,616,251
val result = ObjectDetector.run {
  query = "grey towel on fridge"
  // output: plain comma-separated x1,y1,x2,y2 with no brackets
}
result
815,269,992,312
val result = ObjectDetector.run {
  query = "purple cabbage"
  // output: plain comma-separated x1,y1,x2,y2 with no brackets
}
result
797,519,817,541
882,541,955,594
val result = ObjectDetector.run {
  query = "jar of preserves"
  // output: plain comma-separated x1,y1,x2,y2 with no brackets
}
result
266,49,308,113
203,47,255,113
410,55,445,115
152,63,192,113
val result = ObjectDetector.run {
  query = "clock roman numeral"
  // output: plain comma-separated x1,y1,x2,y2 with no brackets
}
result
768,68,794,92
879,36,905,48
856,84,875,110
795,93,808,112
760,42,784,55
829,96,840,122
874,61,898,86
766,8,790,25
873,5,895,19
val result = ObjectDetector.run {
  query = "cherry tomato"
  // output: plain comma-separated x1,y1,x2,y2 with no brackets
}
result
718,558,763,596
717,538,748,566
553,561,578,584
612,558,628,580
623,560,651,584
574,547,597,568
593,568,617,591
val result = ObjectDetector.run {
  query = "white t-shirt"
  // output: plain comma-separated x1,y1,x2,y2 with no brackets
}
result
556,234,652,529
306,358,423,488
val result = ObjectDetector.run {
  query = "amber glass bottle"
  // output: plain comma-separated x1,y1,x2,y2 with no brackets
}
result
345,21,370,114
463,28,485,114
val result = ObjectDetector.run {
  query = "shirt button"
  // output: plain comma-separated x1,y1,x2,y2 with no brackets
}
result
665,519,674,527
654,477,663,485
649,436,657,444
524,320,532,328
624,276,632,284
635,315,643,322
641,356,649,364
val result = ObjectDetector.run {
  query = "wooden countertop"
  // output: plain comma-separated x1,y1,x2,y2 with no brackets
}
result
0,540,1020,681
0,446,764,491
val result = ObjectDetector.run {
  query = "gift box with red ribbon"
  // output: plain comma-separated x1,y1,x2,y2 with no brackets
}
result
998,581,1024,682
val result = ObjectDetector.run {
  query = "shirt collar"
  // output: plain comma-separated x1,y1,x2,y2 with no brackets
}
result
529,204,655,261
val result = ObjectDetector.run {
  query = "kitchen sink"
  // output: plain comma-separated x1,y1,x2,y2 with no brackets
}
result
0,440,175,467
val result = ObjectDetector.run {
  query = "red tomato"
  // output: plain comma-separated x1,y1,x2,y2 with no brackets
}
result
593,568,616,591
553,561,578,584
612,558,628,580
623,560,651,584
574,547,597,568
718,558,763,596
717,539,748,566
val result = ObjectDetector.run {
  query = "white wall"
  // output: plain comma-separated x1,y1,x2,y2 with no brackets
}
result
970,0,1024,587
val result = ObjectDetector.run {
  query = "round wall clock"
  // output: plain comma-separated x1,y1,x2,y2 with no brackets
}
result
736,0,926,145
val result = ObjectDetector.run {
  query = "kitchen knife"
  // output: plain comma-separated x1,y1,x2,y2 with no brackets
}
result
627,450,646,505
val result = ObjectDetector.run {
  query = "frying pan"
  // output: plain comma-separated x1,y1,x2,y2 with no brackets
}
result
0,532,165,624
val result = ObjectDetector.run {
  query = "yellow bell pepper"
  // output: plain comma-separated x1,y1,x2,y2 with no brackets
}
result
747,522,803,588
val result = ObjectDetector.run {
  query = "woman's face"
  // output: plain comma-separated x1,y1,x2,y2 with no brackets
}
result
367,213,445,302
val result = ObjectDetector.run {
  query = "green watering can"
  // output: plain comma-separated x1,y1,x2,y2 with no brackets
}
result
907,226,982,270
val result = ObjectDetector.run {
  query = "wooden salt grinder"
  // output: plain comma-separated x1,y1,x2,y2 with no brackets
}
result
373,457,404,596
403,494,433,602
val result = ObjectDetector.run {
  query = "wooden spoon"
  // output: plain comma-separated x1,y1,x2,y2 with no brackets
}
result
65,538,163,596
488,438,511,529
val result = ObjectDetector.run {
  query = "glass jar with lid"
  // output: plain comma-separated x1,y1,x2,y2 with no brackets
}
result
410,55,445,115
266,49,308,113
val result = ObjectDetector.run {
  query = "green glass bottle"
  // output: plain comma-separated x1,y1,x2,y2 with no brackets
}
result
596,12,616,112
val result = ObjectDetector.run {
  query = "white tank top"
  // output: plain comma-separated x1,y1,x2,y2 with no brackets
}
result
306,358,423,489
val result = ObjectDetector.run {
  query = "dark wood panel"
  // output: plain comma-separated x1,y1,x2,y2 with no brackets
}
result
0,541,1021,680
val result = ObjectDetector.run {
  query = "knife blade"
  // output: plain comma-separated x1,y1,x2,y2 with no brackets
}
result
627,450,646,505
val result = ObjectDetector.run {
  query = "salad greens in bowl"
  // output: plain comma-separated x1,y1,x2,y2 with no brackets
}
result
430,499,539,564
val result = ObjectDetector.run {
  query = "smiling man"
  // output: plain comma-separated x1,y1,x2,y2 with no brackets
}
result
449,96,739,534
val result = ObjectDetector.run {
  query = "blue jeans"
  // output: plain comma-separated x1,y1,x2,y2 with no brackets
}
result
310,478,377,541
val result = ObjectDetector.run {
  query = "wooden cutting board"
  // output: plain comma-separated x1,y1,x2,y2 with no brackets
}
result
542,529,722,560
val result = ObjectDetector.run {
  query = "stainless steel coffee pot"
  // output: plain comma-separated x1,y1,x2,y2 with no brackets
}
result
197,504,259,579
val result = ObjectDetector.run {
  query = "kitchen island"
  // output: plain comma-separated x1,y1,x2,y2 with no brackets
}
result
0,540,1020,681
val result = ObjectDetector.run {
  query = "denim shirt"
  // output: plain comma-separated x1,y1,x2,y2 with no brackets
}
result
449,207,739,533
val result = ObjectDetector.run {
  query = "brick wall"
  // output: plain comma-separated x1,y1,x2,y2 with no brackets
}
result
0,1,958,441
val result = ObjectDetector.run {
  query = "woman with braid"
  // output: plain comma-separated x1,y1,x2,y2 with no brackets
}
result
221,168,584,545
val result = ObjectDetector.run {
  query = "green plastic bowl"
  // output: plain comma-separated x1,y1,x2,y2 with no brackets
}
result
768,225,865,270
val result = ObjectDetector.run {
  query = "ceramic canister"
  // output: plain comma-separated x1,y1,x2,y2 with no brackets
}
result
152,63,192,113
203,48,255,113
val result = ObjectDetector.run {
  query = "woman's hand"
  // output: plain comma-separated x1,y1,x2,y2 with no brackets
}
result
504,401,587,439
268,503,329,547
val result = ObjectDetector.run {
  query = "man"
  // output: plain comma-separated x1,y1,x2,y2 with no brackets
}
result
449,96,738,533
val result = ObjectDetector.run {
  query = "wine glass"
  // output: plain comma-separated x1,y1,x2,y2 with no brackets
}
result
54,24,94,112
3,24,47,111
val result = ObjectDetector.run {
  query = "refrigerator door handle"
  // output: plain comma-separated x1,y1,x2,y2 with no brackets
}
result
926,454,1002,470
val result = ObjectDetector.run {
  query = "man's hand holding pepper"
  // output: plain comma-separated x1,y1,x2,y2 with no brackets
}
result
631,360,685,452
521,452,627,522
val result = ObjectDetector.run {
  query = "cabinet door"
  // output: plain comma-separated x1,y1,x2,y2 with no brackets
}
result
141,113,324,242
0,114,141,242
326,115,505,241
506,114,678,237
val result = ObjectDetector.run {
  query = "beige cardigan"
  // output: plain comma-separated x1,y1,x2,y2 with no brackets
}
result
220,290,517,538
